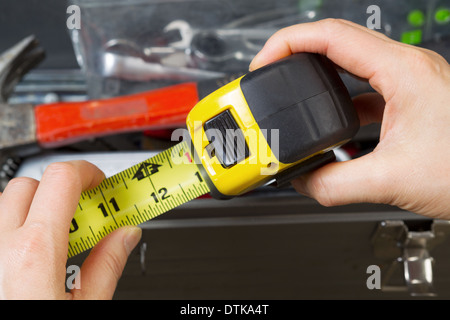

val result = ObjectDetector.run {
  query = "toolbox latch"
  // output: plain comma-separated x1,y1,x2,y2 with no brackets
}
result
371,220,450,296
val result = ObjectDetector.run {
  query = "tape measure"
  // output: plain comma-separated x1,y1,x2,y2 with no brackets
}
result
68,53,360,257
68,141,209,257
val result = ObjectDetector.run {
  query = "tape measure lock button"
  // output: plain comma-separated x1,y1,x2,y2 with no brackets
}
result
203,109,250,168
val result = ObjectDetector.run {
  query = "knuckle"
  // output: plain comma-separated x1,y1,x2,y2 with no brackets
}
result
322,17,343,26
321,18,346,32
43,162,81,188
25,221,51,242
14,223,53,263
406,48,443,74
101,250,125,281
422,48,446,62
6,176,38,189
45,162,76,177
318,19,353,48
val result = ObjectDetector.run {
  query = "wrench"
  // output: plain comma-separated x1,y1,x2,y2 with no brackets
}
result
164,20,276,70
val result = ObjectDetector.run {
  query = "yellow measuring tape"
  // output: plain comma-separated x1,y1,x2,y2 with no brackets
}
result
68,141,209,257
67,53,360,257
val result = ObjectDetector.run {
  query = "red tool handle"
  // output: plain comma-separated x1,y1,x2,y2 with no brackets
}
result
34,82,199,148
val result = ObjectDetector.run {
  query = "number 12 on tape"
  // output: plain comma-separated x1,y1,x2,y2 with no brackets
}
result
68,141,210,257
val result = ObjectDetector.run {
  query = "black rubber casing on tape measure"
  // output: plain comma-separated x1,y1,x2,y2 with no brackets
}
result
193,53,359,198
242,53,359,189
241,54,358,163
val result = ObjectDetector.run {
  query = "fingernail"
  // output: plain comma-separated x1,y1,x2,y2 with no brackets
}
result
248,56,260,72
124,226,142,255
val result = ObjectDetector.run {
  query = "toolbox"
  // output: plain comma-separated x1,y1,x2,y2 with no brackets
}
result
2,0,450,299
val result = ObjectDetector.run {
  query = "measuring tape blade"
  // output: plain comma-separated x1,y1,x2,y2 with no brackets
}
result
68,141,210,258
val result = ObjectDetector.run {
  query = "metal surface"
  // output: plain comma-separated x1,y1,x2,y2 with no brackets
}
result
68,197,434,300
11,69,87,100
0,35,45,102
0,35,45,189
165,20,275,70
102,20,277,79
0,103,36,150
371,220,450,296
403,247,434,296
101,52,225,82
0,156,21,190
0,102,37,190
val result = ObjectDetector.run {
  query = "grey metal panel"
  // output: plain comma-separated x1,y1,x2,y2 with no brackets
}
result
113,218,450,299
67,194,450,299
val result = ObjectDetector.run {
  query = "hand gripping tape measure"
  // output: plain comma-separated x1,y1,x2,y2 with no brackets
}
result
67,53,360,257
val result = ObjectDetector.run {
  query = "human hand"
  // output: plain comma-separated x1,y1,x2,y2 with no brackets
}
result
0,160,142,299
250,19,450,219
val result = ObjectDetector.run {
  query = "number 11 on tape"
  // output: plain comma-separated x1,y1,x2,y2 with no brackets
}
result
68,141,210,257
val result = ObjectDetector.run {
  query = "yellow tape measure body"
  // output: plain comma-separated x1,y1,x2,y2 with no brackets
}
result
68,141,209,257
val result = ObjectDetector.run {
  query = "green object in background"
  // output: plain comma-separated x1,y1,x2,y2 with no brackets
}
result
408,9,425,27
435,8,450,24
297,0,323,13
401,29,422,45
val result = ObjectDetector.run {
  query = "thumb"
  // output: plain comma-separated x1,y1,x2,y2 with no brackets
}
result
70,226,142,300
292,153,391,206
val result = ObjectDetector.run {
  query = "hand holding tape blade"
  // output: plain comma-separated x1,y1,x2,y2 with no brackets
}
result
68,53,360,257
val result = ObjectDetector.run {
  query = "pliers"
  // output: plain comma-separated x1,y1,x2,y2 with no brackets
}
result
0,35,45,189
0,35,46,103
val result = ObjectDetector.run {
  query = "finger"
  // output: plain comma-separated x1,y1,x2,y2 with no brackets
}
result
337,19,390,40
352,92,385,126
292,152,392,206
24,160,105,246
249,19,399,96
338,20,447,63
70,226,142,300
0,177,39,230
